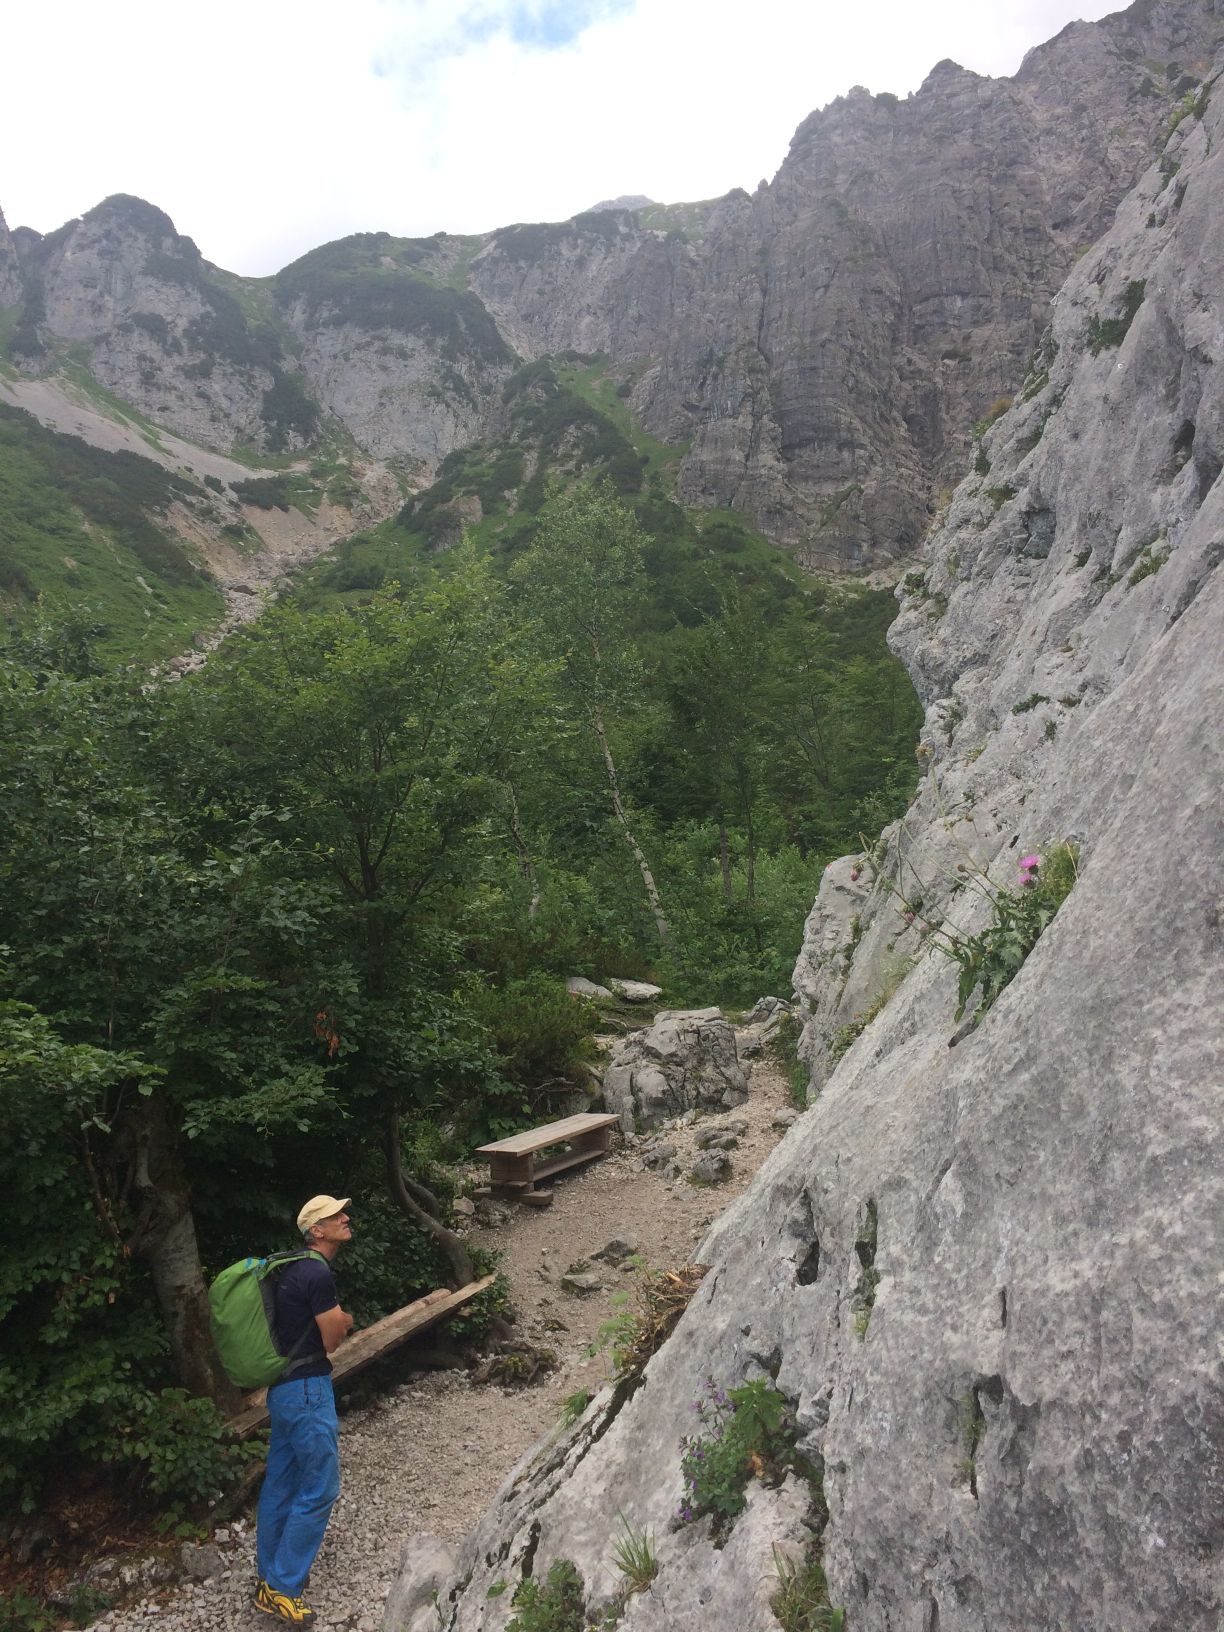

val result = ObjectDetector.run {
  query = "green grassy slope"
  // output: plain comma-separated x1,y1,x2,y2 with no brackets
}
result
0,403,224,660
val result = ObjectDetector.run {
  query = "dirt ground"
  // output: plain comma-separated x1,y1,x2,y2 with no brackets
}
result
77,1049,795,1632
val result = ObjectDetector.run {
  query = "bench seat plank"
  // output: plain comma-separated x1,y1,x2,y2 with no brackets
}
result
476,1112,618,1157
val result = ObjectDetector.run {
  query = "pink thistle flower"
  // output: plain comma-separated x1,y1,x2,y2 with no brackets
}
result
1020,855,1041,870
904,910,915,924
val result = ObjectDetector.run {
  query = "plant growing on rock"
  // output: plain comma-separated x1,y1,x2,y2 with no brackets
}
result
507,1559,586,1632
611,1514,658,1594
924,844,1079,1024
772,1545,845,1632
677,1376,799,1536
588,1262,709,1382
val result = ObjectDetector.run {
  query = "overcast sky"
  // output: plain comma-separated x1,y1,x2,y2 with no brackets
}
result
3,0,1123,277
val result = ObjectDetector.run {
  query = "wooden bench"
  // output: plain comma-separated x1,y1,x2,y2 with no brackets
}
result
228,1273,494,1437
476,1112,620,1195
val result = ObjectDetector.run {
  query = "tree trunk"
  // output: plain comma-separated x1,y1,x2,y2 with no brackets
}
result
125,1094,241,1413
591,708,673,950
385,1111,475,1289
506,780,541,919
717,817,733,904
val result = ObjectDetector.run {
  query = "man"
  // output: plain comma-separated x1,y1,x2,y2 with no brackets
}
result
255,1195,355,1628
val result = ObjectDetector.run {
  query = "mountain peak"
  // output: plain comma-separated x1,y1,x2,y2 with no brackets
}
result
583,194,655,215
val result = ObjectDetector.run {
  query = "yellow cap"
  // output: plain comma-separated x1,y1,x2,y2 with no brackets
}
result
297,1194,351,1235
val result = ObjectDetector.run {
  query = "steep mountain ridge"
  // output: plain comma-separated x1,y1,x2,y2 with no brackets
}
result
4,0,1221,569
382,38,1224,1632
0,205,20,308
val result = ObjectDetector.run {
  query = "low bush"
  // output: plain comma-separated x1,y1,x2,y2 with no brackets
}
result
677,1376,798,1535
507,1558,586,1632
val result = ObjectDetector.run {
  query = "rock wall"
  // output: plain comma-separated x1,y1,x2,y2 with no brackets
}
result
466,1,1224,565
22,196,283,450
0,205,21,308
384,48,1224,1632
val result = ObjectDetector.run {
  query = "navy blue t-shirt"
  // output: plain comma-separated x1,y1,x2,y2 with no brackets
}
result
271,1255,339,1385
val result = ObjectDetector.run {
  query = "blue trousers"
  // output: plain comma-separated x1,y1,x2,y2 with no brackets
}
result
256,1374,341,1597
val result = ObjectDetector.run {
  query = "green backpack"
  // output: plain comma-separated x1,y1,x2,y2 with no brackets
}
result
208,1249,327,1390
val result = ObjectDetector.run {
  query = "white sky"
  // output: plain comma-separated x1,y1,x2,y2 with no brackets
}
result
2,0,1122,277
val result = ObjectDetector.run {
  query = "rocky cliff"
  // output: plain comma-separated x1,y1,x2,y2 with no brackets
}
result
381,44,1224,1632
0,205,21,308
465,0,1223,565
4,1,1222,565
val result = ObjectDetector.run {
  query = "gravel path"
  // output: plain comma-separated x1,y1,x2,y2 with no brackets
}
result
86,1051,794,1632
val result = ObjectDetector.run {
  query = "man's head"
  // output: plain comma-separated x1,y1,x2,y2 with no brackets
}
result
297,1194,352,1258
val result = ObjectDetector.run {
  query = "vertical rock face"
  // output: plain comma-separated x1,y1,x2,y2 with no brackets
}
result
386,49,1224,1632
25,195,287,449
0,206,21,308
462,0,1224,566
273,233,517,469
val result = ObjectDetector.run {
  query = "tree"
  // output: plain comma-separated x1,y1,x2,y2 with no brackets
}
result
512,482,673,950
180,561,551,1285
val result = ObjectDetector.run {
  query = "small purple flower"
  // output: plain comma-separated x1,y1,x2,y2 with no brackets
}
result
1020,855,1041,870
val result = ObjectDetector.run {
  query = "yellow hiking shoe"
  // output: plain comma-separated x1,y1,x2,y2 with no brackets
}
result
254,1581,317,1627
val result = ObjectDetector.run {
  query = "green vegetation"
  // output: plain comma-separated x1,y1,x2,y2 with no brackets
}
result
1011,692,1050,714
558,1389,592,1426
772,1547,845,1632
0,403,223,659
922,843,1080,1026
971,397,1013,439
1127,542,1170,585
772,1012,811,1108
611,1515,659,1594
507,1559,586,1632
0,312,922,1545
677,1377,801,1536
588,1262,707,1383
275,233,512,365
852,1200,880,1337
1087,280,1146,354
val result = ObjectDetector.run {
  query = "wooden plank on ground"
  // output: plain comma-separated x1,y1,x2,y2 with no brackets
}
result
228,1274,495,1438
476,1112,619,1157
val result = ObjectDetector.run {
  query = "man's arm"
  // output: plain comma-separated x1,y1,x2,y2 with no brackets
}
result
315,1304,355,1354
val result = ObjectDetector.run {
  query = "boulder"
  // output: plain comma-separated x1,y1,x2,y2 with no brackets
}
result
745,996,791,1024
602,1009,748,1131
592,1238,639,1264
567,976,613,1000
606,978,663,1002
179,1543,224,1582
688,1151,732,1185
560,1272,604,1296
641,1142,678,1170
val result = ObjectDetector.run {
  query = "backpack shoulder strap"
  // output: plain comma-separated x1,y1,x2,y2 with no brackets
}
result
264,1249,333,1379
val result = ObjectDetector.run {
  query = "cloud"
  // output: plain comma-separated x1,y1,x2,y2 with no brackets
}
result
0,0,1124,276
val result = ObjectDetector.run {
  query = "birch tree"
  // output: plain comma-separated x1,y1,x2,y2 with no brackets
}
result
513,483,672,951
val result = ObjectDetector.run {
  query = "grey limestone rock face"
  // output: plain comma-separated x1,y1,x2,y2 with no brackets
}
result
465,3,1224,566
602,1008,748,1131
283,309,511,469
0,206,21,308
387,40,1224,1632
29,197,281,450
382,1534,455,1632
